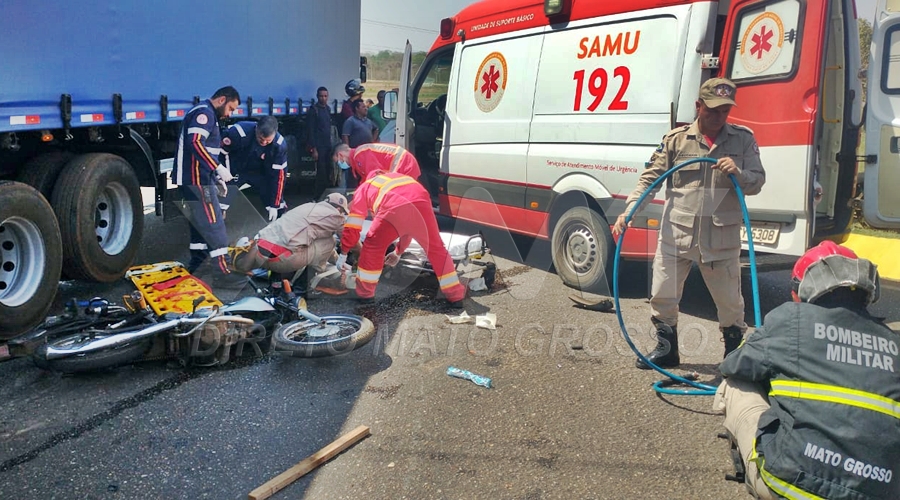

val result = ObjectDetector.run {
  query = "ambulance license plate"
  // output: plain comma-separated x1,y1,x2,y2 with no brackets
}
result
740,222,781,245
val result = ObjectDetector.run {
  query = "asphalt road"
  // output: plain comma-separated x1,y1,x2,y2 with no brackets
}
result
2,188,898,500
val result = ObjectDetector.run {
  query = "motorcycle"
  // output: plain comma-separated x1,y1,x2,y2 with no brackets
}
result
10,265,375,374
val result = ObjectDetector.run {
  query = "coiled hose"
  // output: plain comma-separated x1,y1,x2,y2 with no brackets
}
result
612,157,762,396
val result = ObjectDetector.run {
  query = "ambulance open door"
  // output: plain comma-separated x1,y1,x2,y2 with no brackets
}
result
863,0,900,229
396,41,413,150
719,0,829,256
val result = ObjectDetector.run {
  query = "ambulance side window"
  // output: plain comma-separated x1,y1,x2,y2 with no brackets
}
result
880,25,900,94
728,0,802,82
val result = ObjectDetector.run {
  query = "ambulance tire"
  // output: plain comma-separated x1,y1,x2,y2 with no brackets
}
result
551,206,613,294
51,153,144,283
0,181,63,340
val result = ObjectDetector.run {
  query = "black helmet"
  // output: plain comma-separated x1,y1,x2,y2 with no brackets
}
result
345,79,365,97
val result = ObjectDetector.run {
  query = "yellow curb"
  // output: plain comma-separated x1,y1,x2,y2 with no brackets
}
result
841,234,900,282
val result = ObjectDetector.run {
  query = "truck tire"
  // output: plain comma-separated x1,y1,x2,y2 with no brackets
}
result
51,153,144,282
0,181,63,340
551,206,613,294
17,151,76,200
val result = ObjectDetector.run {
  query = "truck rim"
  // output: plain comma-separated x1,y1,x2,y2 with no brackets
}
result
566,224,597,275
0,216,45,307
95,182,133,256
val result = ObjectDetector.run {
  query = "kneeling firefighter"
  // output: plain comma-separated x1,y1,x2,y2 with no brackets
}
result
714,241,900,499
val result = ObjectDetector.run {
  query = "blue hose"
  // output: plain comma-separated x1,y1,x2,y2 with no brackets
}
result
612,157,761,396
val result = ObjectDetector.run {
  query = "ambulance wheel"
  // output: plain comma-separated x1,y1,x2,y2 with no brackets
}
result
0,181,63,340
551,206,613,294
51,153,144,283
17,151,76,200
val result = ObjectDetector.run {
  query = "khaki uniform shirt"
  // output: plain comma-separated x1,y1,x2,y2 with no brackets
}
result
258,201,344,250
625,121,766,262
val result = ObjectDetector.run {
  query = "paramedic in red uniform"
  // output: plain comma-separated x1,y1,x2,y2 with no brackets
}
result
613,78,766,369
331,142,421,181
333,148,464,307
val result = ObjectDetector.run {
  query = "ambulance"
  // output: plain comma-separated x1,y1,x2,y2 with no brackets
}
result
386,0,900,293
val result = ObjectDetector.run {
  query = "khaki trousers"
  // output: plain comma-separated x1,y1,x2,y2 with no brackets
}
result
650,243,747,330
234,238,334,275
713,378,776,500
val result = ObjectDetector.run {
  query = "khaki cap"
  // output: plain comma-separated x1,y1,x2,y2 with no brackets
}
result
699,78,737,107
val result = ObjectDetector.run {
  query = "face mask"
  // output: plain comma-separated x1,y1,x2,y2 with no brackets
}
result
338,160,351,170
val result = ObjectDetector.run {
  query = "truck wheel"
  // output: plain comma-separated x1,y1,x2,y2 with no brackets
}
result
16,151,76,200
0,181,63,340
51,153,144,282
551,206,613,294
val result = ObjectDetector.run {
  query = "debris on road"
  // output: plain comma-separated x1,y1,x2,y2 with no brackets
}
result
248,425,371,500
445,311,497,330
447,366,492,389
475,313,497,330
568,293,615,312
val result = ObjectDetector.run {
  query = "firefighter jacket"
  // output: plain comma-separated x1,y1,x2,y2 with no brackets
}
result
720,302,900,499
340,172,429,255
221,121,288,208
349,143,421,180
174,100,222,187
257,201,344,252
624,121,766,262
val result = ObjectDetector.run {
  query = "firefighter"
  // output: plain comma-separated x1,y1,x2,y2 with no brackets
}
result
335,170,466,307
331,142,421,182
173,86,246,288
220,116,288,222
613,78,767,369
232,193,347,278
714,241,899,499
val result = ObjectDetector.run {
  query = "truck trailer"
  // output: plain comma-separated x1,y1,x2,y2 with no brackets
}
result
0,0,362,337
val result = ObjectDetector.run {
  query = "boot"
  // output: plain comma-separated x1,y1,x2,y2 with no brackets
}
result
635,322,680,370
722,326,745,359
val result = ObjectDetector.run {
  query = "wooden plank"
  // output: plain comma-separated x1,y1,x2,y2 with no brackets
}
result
248,425,371,500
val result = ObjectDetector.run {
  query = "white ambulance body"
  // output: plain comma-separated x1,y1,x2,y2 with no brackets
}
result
390,0,900,293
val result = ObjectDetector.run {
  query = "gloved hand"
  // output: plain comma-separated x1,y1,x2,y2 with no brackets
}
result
215,164,234,183
215,176,228,198
384,250,401,267
266,206,279,222
335,253,351,272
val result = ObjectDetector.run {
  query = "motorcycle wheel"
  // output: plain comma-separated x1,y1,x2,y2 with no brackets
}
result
273,314,375,357
33,330,152,373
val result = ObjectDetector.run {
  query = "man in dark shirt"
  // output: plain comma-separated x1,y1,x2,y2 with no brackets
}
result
305,86,335,201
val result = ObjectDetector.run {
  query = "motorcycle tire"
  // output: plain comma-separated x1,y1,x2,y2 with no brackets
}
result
33,332,152,374
273,314,375,357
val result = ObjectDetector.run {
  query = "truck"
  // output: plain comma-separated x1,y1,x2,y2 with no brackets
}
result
0,0,363,338
388,0,900,293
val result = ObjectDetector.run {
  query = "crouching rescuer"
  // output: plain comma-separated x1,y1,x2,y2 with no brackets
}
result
714,241,900,499
335,168,466,307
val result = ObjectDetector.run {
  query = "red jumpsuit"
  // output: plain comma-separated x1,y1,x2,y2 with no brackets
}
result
341,172,465,302
349,143,421,181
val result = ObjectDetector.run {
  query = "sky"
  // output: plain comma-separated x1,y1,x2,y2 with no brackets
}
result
361,0,881,54
360,0,473,53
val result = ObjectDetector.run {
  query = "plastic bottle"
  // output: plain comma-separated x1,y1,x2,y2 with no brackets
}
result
447,366,492,388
